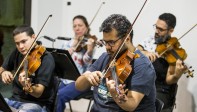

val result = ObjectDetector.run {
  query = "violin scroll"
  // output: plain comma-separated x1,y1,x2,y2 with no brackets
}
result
185,65,194,78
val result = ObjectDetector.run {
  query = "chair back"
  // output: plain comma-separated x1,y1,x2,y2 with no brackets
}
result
155,98,164,112
51,76,61,112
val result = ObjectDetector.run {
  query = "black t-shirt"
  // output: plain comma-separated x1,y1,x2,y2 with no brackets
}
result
153,58,177,108
2,47,55,110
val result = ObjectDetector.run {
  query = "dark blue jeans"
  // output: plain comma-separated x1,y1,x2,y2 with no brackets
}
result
4,98,47,112
56,81,88,112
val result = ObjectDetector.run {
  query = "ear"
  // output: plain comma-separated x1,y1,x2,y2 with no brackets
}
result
31,34,36,39
169,28,174,35
126,36,131,43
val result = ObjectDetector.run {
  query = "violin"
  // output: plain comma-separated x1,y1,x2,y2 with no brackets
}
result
155,23,197,78
156,37,187,64
26,45,46,76
74,34,103,52
156,37,194,78
21,45,46,93
104,50,139,84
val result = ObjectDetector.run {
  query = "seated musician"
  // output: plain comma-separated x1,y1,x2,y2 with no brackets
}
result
0,25,56,112
137,13,188,112
75,14,156,112
57,15,96,112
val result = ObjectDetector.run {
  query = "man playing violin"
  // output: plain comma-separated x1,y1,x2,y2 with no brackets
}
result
138,13,187,112
0,25,55,112
75,14,156,112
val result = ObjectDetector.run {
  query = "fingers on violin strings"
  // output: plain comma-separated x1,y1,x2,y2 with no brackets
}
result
118,84,125,90
176,59,184,68
124,89,129,94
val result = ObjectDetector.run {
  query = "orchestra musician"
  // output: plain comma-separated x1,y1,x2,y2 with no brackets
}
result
57,15,96,112
75,14,156,112
61,15,96,74
0,25,56,112
137,13,187,112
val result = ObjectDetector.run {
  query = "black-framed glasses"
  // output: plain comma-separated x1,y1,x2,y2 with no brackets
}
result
101,38,122,47
153,24,168,32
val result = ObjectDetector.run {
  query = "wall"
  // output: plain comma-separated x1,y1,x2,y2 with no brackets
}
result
31,0,197,111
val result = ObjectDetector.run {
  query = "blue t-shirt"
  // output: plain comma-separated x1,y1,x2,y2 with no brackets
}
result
87,50,156,112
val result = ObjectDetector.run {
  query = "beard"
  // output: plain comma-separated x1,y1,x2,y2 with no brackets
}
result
154,33,171,44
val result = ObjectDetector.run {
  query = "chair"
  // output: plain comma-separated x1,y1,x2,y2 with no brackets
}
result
68,59,96,112
51,76,61,112
68,89,93,112
155,98,164,112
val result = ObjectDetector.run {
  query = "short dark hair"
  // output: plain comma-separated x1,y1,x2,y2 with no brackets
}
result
73,15,90,34
100,14,133,42
13,25,34,37
159,13,176,29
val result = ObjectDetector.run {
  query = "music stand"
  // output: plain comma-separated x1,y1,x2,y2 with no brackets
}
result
46,48,80,80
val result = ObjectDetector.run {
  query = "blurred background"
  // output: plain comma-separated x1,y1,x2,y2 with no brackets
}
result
0,0,196,112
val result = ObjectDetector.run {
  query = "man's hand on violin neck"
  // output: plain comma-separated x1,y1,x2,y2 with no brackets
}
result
175,59,187,76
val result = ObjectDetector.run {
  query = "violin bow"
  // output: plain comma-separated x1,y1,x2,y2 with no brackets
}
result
13,15,52,78
89,2,105,26
178,24,197,40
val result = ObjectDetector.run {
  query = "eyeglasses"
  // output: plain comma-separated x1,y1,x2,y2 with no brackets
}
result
101,38,122,47
153,24,168,32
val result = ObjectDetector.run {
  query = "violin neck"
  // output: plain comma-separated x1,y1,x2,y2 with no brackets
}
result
169,49,182,60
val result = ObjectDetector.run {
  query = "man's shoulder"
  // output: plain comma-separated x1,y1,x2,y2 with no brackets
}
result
98,52,108,60
7,48,21,60
41,50,55,65
134,50,150,64
134,50,155,73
